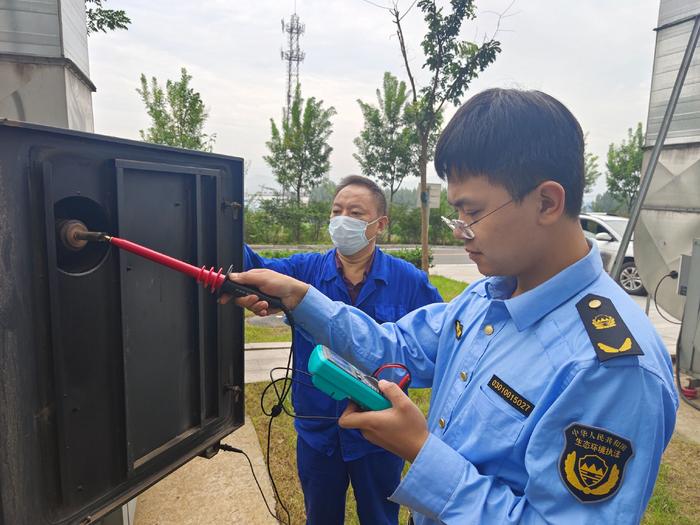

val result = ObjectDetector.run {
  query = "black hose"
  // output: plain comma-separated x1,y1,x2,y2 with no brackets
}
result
653,272,682,325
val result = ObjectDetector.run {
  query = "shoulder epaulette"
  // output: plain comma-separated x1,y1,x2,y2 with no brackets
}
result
575,294,644,362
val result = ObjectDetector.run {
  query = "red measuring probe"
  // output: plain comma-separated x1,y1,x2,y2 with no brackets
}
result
75,231,286,311
373,363,412,392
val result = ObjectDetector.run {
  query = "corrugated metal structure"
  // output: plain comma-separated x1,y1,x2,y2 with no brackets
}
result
637,0,700,323
0,0,94,130
646,0,700,145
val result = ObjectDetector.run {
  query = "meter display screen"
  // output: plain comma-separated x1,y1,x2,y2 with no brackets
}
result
322,346,364,377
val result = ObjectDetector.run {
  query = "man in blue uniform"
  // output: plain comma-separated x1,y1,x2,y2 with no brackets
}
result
244,175,442,524
226,89,678,523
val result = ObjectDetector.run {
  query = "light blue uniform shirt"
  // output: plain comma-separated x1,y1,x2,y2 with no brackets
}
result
291,244,678,524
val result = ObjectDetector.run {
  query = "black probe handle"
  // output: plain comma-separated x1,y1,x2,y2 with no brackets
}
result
219,280,286,312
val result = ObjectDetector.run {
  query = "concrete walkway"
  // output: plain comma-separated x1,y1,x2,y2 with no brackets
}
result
245,343,291,384
133,416,278,525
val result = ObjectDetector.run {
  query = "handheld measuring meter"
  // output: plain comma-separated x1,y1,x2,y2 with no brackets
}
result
308,345,392,411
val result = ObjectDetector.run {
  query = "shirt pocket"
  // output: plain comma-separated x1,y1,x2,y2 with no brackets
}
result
446,384,526,473
373,304,408,323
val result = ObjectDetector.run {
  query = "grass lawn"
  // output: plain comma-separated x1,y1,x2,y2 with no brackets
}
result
246,381,700,524
642,436,700,525
245,383,432,525
429,274,469,302
244,275,469,344
245,320,293,344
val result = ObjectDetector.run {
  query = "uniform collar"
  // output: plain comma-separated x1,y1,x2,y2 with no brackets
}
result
504,241,603,331
322,246,390,284
469,241,603,330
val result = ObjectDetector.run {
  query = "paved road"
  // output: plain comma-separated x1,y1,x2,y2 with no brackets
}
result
431,245,471,265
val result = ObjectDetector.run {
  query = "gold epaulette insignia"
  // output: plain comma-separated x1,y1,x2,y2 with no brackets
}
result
592,315,616,330
576,294,643,362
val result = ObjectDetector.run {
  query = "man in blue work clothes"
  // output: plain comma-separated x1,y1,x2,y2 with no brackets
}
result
226,89,678,523
244,175,442,524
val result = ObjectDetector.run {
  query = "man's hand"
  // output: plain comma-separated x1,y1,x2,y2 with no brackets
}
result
339,380,429,462
219,269,310,316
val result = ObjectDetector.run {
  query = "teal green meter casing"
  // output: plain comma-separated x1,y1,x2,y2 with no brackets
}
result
308,345,392,411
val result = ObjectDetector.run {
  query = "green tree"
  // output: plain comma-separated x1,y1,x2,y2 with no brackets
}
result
136,68,216,151
354,72,438,241
377,0,501,269
264,84,336,205
589,191,625,214
308,179,337,204
606,123,644,213
584,133,601,193
391,203,421,244
391,186,420,207
86,0,130,35
305,200,333,242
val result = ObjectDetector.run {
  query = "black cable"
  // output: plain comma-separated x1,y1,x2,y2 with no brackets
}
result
654,270,700,411
266,416,291,525
219,444,282,523
674,314,700,412
263,307,295,525
649,272,700,410
653,272,682,325
261,375,338,420
258,307,351,525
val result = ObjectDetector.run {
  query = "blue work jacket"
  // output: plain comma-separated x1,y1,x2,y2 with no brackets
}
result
244,245,443,460
291,243,678,523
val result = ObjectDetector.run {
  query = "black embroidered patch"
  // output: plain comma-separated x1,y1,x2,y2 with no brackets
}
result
559,423,633,503
487,375,534,417
576,294,644,362
455,319,463,340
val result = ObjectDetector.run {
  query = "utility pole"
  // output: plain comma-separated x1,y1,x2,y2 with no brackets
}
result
281,9,305,123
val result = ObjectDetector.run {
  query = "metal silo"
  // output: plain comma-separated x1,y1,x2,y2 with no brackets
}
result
0,0,95,131
637,0,700,321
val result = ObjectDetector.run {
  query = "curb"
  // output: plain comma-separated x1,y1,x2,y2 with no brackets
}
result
245,342,291,351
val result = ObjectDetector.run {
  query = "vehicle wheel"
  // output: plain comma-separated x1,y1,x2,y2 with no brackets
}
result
617,261,646,296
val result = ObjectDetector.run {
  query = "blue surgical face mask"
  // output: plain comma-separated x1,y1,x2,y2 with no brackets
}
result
328,216,380,256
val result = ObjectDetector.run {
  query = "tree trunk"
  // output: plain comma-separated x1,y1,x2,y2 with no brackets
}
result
294,180,302,243
387,187,395,243
419,137,430,273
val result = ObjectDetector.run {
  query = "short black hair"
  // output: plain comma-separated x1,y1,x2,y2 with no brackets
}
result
334,175,387,216
434,88,584,217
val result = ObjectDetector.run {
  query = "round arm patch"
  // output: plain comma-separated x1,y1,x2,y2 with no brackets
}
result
559,423,633,503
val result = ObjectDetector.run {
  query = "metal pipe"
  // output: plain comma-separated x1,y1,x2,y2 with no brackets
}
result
611,15,700,283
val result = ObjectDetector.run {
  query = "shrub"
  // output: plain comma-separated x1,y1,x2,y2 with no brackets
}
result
385,247,433,269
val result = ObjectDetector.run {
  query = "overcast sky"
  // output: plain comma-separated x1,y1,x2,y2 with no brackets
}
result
88,0,661,199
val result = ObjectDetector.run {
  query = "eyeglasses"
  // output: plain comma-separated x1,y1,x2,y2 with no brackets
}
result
441,199,515,240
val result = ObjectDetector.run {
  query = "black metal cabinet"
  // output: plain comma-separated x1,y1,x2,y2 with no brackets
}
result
0,120,245,525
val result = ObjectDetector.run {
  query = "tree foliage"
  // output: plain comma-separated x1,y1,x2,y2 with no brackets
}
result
354,72,419,199
389,189,461,245
606,123,644,213
308,179,338,204
589,191,625,215
583,133,601,193
245,199,332,245
355,72,436,241
264,84,336,205
385,0,501,269
136,68,216,151
86,0,130,35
